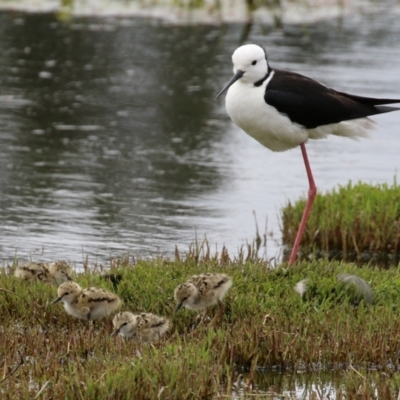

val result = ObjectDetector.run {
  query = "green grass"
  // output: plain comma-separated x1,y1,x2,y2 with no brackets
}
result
281,179,400,264
2,256,400,398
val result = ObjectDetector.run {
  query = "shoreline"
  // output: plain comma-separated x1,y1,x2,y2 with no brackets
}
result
0,0,398,25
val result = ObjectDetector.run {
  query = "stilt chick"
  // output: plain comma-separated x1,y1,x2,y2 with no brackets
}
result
46,261,73,285
52,281,121,321
14,262,47,281
174,273,232,327
111,312,170,342
337,273,373,304
294,273,373,305
15,261,73,285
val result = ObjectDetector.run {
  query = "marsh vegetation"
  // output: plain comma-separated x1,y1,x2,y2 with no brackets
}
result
3,253,400,398
282,180,400,265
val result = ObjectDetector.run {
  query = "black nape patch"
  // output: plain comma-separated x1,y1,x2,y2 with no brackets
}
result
254,71,271,87
215,278,228,288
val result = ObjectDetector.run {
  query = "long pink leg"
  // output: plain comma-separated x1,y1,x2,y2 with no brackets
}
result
288,143,317,265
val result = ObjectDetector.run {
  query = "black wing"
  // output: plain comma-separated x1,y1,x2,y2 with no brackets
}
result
265,69,400,129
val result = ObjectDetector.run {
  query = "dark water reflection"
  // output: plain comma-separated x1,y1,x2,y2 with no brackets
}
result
0,7,400,265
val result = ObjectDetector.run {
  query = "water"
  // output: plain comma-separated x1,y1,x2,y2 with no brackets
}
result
1,5,400,266
245,369,399,399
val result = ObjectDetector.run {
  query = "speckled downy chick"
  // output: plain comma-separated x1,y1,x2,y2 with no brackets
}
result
337,273,373,304
14,262,47,281
45,261,73,285
111,312,170,342
174,273,232,327
52,281,121,321
14,260,73,285
294,273,373,305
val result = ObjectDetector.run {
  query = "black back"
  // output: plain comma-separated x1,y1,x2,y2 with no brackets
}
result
265,69,400,129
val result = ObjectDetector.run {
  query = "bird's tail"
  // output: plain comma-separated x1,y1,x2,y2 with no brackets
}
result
375,105,400,113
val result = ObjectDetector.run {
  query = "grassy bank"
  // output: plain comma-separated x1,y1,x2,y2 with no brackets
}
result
2,257,400,398
281,180,400,264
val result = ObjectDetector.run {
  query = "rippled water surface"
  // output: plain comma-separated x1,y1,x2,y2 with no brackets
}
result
1,5,400,265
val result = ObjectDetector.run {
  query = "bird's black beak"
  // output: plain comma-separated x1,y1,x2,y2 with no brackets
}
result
111,328,120,338
175,302,183,314
215,70,244,99
51,296,62,304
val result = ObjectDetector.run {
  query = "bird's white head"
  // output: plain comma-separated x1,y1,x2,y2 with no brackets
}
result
111,312,138,338
51,281,82,305
216,44,269,98
232,44,269,83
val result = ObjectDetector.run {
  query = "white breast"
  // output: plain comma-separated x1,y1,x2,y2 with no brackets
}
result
64,302,87,320
225,72,308,152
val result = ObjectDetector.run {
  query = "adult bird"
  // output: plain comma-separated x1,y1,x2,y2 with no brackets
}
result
216,44,400,265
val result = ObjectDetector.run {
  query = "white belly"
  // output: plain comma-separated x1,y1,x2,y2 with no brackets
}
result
225,79,307,152
64,302,88,320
